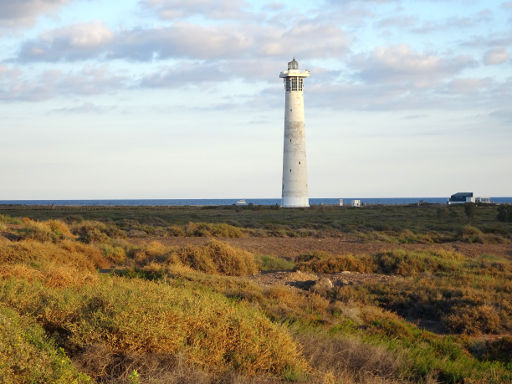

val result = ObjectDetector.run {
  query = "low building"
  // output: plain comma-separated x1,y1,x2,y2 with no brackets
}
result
448,192,475,205
351,199,361,207
339,199,344,206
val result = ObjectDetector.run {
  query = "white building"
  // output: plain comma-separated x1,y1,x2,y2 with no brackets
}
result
280,58,310,208
352,200,361,207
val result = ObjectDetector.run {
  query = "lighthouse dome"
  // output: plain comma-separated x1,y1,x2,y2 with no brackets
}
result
288,58,299,70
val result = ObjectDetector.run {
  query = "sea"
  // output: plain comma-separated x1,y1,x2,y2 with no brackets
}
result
0,198,511,206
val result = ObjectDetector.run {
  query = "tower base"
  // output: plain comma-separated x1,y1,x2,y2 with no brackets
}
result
281,196,310,208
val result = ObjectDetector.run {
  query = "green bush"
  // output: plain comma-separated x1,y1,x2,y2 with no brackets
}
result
185,222,244,238
0,305,91,384
257,254,295,271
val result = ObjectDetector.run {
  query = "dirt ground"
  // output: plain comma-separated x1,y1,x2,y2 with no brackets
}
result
249,269,399,289
149,236,512,260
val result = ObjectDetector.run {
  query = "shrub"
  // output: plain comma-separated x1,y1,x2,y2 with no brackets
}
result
99,244,126,263
72,221,124,243
458,225,484,243
16,219,74,243
168,225,186,237
298,333,404,383
174,240,258,276
497,204,512,222
131,241,169,265
470,336,512,363
256,255,295,272
372,249,463,276
442,304,501,335
185,222,244,238
296,252,372,274
0,306,91,384
0,239,109,271
464,203,476,221
0,277,306,379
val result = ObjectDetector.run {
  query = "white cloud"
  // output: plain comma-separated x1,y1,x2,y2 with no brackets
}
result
257,23,347,58
0,0,69,27
139,62,232,88
140,0,248,20
351,44,476,87
483,47,509,65
19,21,113,61
0,65,127,101
15,20,347,62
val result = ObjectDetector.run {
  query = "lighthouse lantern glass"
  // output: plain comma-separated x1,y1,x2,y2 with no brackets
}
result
284,77,304,92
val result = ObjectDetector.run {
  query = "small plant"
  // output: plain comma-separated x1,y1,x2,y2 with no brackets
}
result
257,254,295,271
128,369,140,384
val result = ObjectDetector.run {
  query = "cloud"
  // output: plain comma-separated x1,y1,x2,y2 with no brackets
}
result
484,47,509,65
490,108,512,123
51,102,115,114
411,11,493,34
351,44,476,87
443,77,491,94
14,20,348,62
257,23,348,58
377,15,418,29
0,65,127,101
112,23,254,60
139,62,232,88
18,21,113,61
0,0,69,27
140,0,248,20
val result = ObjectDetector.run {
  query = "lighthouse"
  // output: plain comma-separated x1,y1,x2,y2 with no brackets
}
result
280,58,310,208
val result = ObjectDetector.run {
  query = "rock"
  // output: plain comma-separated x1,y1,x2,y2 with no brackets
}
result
127,229,147,237
334,279,350,287
311,277,334,293
287,271,318,282
289,280,316,290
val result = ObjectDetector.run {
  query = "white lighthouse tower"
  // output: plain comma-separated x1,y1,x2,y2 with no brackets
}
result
280,58,310,208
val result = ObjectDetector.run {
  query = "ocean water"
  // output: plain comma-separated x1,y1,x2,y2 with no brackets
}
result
0,197,511,206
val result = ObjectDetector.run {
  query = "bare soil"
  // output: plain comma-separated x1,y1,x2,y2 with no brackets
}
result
249,270,398,289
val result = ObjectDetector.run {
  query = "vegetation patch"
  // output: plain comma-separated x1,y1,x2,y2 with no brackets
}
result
0,305,91,384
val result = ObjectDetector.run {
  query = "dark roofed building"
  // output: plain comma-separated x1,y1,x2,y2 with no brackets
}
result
448,192,474,205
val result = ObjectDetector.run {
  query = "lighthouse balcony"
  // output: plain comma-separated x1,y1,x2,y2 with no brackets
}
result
279,69,310,78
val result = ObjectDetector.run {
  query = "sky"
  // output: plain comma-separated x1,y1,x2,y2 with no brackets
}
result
0,0,511,199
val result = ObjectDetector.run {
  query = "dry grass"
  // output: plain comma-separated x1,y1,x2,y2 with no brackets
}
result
173,240,258,276
297,333,431,384
0,238,109,271
295,249,465,277
296,251,372,273
0,276,307,380
1,214,512,383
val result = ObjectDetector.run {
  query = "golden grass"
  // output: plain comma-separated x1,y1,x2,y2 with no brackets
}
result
0,238,109,270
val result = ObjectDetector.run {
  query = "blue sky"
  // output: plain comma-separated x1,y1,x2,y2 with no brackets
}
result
0,0,510,199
